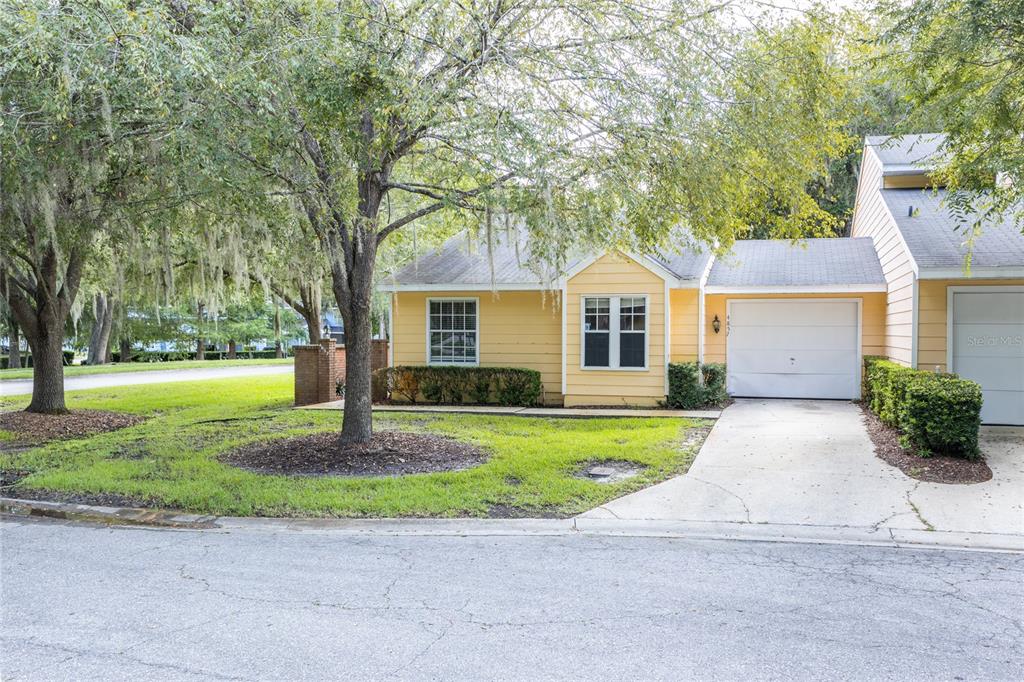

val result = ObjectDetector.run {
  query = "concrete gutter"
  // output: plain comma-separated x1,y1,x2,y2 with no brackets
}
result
3,497,1021,553
296,400,722,420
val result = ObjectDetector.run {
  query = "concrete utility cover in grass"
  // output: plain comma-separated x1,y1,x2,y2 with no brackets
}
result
580,461,644,483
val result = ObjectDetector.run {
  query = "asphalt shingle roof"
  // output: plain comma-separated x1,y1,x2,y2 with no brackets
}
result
388,230,712,286
880,189,1024,269
865,133,945,173
706,238,885,288
387,230,551,286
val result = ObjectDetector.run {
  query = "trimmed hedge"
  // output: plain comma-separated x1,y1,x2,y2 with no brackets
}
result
108,349,286,363
1,351,75,370
863,356,982,459
666,362,728,409
376,366,542,406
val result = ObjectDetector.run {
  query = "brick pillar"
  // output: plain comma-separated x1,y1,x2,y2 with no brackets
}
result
293,344,322,406
316,338,338,404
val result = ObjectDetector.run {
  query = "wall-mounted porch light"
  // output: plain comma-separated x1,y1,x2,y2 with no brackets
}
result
712,315,721,334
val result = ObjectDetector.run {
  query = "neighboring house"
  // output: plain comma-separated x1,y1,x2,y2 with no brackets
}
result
852,134,1024,424
380,134,1023,424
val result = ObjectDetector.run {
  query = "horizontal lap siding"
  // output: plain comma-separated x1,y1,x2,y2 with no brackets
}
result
565,253,666,407
670,289,699,362
917,279,1024,372
850,147,916,366
391,290,563,403
702,292,886,364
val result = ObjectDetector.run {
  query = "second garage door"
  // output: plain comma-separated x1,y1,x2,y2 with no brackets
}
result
950,288,1024,425
727,300,861,400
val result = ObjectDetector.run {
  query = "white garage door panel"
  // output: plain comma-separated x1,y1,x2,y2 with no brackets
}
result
951,290,1024,425
728,349,858,374
952,357,1024,392
728,326,858,352
727,300,860,400
731,301,857,326
952,325,1024,358
980,390,1024,426
952,293,1024,322
728,373,858,400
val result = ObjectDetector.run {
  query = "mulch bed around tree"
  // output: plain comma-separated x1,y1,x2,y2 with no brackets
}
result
221,430,489,477
859,405,992,484
0,409,145,447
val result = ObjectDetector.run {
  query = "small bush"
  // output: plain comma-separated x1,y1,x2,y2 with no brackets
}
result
381,366,542,406
902,375,982,459
666,362,729,409
863,356,982,459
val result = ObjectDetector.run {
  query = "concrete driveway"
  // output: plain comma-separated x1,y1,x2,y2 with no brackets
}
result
584,399,1024,537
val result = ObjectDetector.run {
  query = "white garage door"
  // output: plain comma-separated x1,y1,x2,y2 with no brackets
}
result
950,289,1024,425
727,300,860,400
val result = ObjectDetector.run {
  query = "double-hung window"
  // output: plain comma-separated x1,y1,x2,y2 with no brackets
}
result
428,299,478,365
582,295,647,369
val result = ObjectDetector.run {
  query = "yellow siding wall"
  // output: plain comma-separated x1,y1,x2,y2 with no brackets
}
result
391,290,563,403
917,278,1024,372
564,253,666,407
702,292,887,364
850,147,917,365
882,174,934,189
669,289,700,362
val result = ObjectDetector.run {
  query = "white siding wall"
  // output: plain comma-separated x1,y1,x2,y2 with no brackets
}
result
850,147,918,366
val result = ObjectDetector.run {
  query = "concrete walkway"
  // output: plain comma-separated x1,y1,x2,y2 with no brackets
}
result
584,399,1024,537
0,364,293,396
297,399,721,419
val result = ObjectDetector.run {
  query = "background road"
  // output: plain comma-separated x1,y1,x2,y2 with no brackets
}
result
0,365,293,397
2,518,1021,680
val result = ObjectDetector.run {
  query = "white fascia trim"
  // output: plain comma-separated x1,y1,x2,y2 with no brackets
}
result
663,278,671,394
560,282,568,395
704,284,887,294
881,165,932,177
910,275,919,369
386,293,394,367
697,255,714,364
379,282,547,292
918,266,1024,280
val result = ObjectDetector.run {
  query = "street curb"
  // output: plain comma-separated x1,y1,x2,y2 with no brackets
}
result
0,497,218,529
3,496,1022,552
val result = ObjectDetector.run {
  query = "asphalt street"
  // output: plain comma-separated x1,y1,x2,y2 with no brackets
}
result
2,517,1021,681
0,365,293,397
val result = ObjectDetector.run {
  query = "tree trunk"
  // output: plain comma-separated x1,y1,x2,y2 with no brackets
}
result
7,316,21,369
301,285,322,344
25,320,68,414
87,292,114,365
273,304,284,358
3,241,85,414
227,339,237,360
339,299,374,445
119,337,133,363
195,302,205,360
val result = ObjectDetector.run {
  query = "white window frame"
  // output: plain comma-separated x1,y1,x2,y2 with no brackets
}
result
580,294,649,371
425,297,480,366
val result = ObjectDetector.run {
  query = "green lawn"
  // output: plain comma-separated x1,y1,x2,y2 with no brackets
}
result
0,375,707,518
0,357,293,381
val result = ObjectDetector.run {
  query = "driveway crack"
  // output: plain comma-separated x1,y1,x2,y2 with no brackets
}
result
689,476,752,523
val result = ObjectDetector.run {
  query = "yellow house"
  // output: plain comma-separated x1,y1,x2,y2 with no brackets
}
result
382,234,887,409
851,134,1024,425
382,134,1023,424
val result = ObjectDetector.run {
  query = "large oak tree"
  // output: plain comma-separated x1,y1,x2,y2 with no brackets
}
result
186,0,853,445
